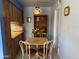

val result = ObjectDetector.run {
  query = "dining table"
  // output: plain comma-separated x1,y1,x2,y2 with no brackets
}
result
26,37,48,45
25,37,48,59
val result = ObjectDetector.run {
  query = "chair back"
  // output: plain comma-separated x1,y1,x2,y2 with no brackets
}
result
48,40,53,55
19,40,30,59
38,40,53,59
19,41,25,56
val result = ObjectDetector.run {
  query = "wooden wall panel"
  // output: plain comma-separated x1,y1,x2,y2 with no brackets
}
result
3,0,24,59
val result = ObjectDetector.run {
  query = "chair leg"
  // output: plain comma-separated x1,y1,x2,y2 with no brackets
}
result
22,56,24,59
39,56,43,59
49,55,52,59
22,56,23,59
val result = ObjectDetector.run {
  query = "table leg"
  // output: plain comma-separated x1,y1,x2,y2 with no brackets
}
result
36,44,38,59
43,44,45,59
29,45,30,59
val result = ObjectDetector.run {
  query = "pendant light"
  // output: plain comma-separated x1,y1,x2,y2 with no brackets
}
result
33,0,42,15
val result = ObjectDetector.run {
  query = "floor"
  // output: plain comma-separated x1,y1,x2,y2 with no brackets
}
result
15,48,60,59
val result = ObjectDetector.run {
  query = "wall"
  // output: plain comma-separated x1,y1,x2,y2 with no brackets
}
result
24,7,51,39
0,0,5,59
58,0,79,59
0,20,4,59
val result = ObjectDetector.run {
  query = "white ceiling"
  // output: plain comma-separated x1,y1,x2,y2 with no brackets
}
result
18,0,57,7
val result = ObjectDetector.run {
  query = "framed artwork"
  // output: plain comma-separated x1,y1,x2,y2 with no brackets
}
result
64,6,70,16
27,17,31,23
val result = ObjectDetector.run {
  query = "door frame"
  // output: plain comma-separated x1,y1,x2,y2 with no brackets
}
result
53,0,62,50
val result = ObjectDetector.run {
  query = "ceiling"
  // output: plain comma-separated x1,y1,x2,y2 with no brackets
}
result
18,0,57,7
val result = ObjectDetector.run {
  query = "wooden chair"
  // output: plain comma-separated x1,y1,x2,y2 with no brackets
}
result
19,40,36,59
38,40,53,59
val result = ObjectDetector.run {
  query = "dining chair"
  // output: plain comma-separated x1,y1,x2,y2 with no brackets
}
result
38,40,53,59
19,40,36,59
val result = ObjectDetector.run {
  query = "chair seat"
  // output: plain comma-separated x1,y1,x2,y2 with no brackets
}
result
25,49,36,57
38,48,49,57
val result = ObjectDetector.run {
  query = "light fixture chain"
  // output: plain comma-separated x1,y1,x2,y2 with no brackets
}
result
36,0,39,7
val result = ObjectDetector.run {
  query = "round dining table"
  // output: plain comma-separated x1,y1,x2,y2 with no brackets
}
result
25,37,48,59
26,37,48,45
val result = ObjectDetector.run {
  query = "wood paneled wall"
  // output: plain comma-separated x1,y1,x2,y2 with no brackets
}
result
3,0,23,59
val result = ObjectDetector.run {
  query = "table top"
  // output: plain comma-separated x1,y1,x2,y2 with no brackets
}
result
26,37,48,45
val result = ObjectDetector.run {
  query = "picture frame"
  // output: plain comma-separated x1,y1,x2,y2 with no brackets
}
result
64,6,70,16
27,17,31,23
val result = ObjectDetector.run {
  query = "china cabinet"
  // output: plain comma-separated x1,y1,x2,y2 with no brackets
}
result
34,15,48,37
